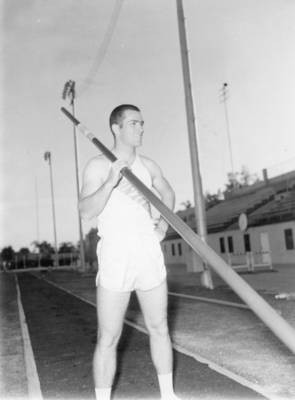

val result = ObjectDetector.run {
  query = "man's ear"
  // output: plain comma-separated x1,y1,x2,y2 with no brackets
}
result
111,123,120,139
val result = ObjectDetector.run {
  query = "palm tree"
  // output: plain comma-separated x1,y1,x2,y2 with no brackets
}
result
31,241,55,266
32,241,54,256
19,247,30,256
18,247,30,268
58,242,76,254
58,242,78,265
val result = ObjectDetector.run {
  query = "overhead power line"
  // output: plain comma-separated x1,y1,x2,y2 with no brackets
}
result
77,0,124,97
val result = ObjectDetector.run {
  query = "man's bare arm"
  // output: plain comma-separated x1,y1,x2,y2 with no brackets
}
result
142,156,175,237
79,158,127,220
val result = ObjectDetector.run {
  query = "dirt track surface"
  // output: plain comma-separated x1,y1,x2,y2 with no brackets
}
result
17,273,267,399
33,268,295,400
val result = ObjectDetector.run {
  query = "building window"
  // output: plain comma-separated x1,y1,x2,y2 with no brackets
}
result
284,229,294,250
244,234,251,252
227,236,234,253
219,237,225,253
171,243,175,256
178,243,182,256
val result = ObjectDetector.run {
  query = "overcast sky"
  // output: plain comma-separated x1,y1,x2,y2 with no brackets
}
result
1,0,295,250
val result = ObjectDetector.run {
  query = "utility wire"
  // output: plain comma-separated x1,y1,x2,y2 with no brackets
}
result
77,0,124,97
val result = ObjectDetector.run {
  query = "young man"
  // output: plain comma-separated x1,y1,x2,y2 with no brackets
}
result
79,104,179,400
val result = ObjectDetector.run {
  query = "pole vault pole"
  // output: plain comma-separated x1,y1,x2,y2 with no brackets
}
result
176,0,213,288
61,106,295,355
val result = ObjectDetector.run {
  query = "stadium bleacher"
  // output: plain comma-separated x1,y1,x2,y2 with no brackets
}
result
207,187,275,232
248,189,295,226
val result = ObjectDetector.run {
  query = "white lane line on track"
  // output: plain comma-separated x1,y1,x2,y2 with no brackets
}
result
36,275,276,400
168,291,250,309
7,266,75,274
15,275,43,400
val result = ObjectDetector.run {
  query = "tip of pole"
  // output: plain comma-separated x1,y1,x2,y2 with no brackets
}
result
60,107,79,125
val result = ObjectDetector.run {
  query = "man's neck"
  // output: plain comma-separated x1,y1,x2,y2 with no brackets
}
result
112,144,137,164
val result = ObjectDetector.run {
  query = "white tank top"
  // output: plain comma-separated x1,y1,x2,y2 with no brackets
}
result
97,155,154,238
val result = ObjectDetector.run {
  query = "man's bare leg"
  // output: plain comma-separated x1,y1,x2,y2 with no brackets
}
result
93,285,130,399
137,280,179,399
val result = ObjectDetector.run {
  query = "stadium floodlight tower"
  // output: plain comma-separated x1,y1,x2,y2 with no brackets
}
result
62,80,86,272
44,151,59,267
220,82,235,177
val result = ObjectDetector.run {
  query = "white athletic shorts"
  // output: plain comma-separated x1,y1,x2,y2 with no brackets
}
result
95,231,166,292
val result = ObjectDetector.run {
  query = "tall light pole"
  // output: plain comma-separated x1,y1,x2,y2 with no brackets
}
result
35,177,40,243
44,151,59,267
35,177,41,267
176,0,213,288
62,80,86,271
220,83,235,176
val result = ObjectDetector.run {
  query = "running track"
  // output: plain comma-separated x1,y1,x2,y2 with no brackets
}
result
18,273,266,399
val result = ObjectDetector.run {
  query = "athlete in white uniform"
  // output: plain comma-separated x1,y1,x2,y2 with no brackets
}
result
79,105,179,400
96,154,167,292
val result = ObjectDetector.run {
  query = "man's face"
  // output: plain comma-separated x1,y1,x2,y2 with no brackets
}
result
117,109,144,147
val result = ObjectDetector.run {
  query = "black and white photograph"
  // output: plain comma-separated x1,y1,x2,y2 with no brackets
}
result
1,1,295,399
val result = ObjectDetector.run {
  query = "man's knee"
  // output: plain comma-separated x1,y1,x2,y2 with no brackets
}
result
146,318,169,339
97,331,121,352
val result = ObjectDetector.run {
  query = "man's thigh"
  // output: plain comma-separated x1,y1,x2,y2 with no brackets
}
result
96,285,131,335
136,280,168,328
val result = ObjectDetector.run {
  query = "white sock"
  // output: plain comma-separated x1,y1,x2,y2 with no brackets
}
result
95,387,111,400
158,372,174,398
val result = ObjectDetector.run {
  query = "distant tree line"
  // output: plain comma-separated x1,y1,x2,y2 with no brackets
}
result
0,227,100,271
0,241,78,270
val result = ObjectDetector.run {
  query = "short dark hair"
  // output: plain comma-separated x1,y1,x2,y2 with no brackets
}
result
109,104,140,135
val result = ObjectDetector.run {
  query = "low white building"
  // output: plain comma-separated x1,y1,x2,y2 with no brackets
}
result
163,170,295,269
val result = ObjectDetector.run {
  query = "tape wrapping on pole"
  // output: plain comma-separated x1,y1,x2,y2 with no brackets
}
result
61,107,295,354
